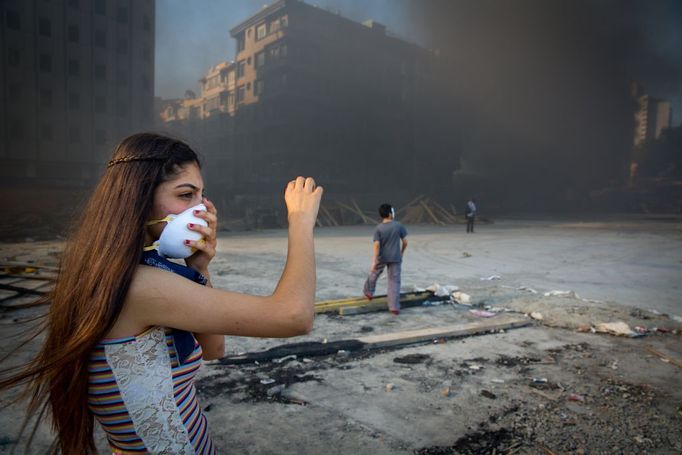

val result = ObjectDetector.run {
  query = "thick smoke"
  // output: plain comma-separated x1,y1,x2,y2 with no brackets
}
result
407,0,682,210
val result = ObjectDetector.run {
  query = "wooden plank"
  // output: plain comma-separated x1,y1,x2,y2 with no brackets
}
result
320,206,339,226
336,202,373,224
395,194,424,217
419,200,446,225
315,291,433,313
357,315,531,348
339,297,430,315
352,199,378,224
646,346,682,369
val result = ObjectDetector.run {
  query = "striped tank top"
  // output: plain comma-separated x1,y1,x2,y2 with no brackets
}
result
88,326,215,454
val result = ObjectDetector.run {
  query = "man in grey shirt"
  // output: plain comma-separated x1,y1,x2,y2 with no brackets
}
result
363,203,408,315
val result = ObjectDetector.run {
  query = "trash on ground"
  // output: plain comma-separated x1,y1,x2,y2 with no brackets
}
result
544,290,577,298
452,291,471,305
462,251,472,258
385,383,396,392
567,393,585,402
530,312,544,321
469,309,497,318
480,390,497,399
480,275,501,281
260,378,276,385
594,321,636,337
425,283,459,297
273,354,297,364
518,285,538,294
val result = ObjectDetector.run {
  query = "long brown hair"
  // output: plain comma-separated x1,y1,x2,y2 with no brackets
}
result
0,133,200,453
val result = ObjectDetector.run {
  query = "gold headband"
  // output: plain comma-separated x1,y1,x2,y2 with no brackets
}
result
106,155,164,168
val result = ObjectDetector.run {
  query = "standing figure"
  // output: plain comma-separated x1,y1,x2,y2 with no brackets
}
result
0,133,323,454
466,197,477,233
363,203,408,315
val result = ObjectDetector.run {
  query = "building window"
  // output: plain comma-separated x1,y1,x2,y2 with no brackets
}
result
270,18,280,33
94,0,106,15
68,59,80,77
256,23,267,40
8,48,20,66
255,51,265,68
255,80,264,96
227,91,235,107
95,64,106,80
117,6,128,24
69,126,81,144
117,38,128,54
237,35,245,52
40,88,52,107
6,10,21,30
237,86,245,103
41,124,53,141
68,25,79,43
237,60,246,78
39,17,51,37
143,15,151,31
69,92,80,109
39,54,52,73
95,96,107,113
95,30,106,47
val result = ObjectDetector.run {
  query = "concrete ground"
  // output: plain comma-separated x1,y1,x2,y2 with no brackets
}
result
1,217,681,454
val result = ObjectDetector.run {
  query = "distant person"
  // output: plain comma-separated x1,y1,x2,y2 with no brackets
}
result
363,203,408,315
0,133,323,453
465,197,477,233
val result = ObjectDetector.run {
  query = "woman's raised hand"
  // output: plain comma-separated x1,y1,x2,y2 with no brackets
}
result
185,197,218,274
285,177,323,228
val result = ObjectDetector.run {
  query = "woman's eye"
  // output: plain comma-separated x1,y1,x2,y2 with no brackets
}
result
179,193,192,199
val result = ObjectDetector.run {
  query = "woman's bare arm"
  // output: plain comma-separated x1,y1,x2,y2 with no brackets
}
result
122,177,322,338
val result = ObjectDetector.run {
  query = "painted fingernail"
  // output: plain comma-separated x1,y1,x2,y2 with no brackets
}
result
194,210,200,215
184,240,190,245
188,223,194,228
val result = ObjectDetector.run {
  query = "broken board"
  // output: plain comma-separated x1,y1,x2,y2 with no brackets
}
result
219,314,531,365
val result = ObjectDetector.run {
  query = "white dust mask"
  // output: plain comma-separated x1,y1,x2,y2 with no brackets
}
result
144,203,208,258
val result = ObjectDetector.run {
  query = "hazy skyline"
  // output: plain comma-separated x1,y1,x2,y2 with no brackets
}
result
155,0,415,100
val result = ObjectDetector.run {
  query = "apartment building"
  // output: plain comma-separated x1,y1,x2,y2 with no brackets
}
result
161,61,237,122
163,0,457,200
1,0,155,185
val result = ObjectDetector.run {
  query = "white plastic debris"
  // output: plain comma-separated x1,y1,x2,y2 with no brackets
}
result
530,312,544,321
518,286,538,294
452,291,471,305
480,275,501,281
594,321,635,336
260,378,276,385
273,354,297,364
425,283,460,297
544,290,577,298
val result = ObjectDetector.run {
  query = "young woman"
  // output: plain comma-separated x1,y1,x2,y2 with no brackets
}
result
1,133,323,454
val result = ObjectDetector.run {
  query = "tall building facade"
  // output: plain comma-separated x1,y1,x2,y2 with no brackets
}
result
163,0,458,202
1,0,155,185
